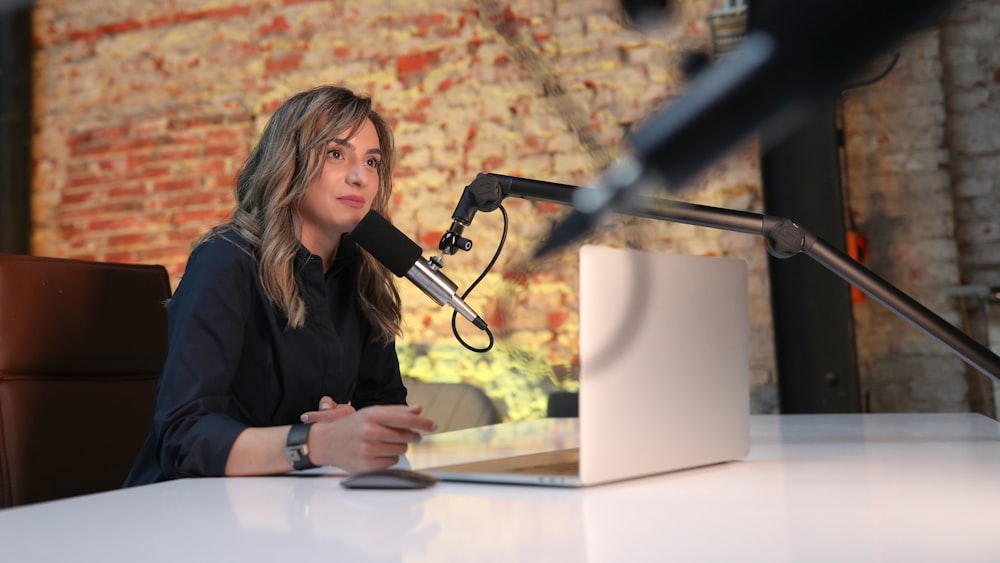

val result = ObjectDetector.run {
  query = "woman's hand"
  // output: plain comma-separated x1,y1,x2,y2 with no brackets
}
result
308,404,437,473
300,396,355,423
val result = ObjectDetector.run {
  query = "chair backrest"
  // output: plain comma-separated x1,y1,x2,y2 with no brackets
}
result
403,379,500,432
0,253,171,507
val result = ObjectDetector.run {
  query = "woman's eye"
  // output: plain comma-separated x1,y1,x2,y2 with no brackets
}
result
327,149,342,159
367,158,380,168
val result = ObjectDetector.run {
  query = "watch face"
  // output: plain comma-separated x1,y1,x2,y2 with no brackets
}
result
286,445,304,464
286,424,315,470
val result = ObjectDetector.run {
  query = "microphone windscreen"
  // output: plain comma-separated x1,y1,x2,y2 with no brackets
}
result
351,210,423,277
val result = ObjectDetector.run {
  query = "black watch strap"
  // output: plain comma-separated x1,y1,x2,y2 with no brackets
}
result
285,422,316,470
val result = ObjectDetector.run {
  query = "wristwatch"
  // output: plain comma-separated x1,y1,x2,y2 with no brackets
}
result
284,422,316,470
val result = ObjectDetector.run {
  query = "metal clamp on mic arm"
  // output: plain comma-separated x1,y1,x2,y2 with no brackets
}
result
440,172,582,256
442,171,1000,384
440,173,505,256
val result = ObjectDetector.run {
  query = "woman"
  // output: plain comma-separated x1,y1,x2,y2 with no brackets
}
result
126,86,436,485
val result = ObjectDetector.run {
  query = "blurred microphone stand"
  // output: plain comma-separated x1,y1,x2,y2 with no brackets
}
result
443,172,1000,384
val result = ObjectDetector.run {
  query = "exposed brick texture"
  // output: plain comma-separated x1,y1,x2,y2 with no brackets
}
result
29,0,1000,417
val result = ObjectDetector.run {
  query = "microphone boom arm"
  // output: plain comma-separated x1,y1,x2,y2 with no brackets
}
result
443,172,1000,383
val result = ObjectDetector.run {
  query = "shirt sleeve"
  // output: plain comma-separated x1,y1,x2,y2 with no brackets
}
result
151,238,256,479
351,336,408,409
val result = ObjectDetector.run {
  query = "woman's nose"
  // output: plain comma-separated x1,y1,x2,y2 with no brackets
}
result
345,161,366,187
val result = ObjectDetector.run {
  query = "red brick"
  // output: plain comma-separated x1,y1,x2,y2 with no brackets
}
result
108,185,148,199
172,209,222,225
436,77,455,92
129,166,171,180
176,5,253,24
127,154,152,168
61,191,95,205
206,175,236,189
487,306,508,330
109,233,151,247
110,137,155,151
198,159,227,175
404,110,427,124
170,115,224,130
258,15,291,35
66,28,102,43
501,268,530,286
104,251,138,263
166,228,207,244
534,201,562,214
482,155,505,170
205,145,246,157
155,179,198,192
396,51,439,75
170,191,230,207
419,230,444,248
547,311,569,332
67,130,96,147
66,175,105,188
93,125,130,141
206,128,244,145
88,216,142,231
413,14,446,28
69,142,111,157
265,52,303,74
155,148,200,161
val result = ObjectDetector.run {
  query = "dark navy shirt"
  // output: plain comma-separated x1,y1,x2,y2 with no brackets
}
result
125,231,407,486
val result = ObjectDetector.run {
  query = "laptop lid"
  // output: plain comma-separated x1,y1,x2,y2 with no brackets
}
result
577,244,749,485
416,245,750,486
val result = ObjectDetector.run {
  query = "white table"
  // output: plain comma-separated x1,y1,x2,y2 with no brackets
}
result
2,414,1000,562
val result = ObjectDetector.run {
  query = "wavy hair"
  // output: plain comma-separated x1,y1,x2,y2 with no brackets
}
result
200,85,401,341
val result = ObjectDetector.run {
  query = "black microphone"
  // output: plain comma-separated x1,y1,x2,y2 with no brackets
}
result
352,210,488,331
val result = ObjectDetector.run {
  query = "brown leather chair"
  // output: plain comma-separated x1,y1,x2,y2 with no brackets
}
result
0,253,170,507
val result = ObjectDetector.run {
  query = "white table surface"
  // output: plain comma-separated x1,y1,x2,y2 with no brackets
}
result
3,413,1000,562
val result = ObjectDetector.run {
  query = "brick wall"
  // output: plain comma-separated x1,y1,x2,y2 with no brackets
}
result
31,0,999,418
940,0,1000,413
841,31,968,412
842,0,1000,413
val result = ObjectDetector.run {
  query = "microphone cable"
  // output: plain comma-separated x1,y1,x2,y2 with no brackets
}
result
451,204,509,353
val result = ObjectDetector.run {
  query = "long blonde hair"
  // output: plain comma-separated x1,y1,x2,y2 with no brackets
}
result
201,85,401,341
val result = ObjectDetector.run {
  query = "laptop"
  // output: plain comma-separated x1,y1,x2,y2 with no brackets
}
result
414,244,751,487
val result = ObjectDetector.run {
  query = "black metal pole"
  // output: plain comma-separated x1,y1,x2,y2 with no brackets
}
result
0,2,33,254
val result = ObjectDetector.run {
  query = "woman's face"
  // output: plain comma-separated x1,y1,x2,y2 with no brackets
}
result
298,118,382,254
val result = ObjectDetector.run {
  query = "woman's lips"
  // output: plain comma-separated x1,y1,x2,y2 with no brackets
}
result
338,195,365,209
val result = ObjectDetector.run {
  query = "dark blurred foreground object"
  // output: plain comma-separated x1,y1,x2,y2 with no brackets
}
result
619,0,673,28
538,0,957,256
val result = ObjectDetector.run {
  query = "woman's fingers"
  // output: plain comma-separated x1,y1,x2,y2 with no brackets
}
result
300,397,356,423
362,404,438,434
307,404,439,473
